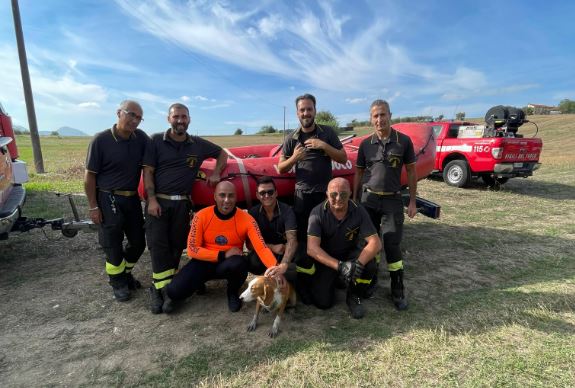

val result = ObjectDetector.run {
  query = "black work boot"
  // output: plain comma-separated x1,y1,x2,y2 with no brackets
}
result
148,286,163,314
161,287,174,314
390,270,408,311
346,290,365,319
126,273,142,290
109,274,130,302
227,287,242,312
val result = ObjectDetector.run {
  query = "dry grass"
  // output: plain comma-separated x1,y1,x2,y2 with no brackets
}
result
2,114,574,386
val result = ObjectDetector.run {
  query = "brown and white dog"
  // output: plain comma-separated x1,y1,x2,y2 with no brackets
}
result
239,276,296,338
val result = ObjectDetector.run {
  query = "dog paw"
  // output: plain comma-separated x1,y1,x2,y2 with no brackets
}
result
268,327,279,338
247,322,257,332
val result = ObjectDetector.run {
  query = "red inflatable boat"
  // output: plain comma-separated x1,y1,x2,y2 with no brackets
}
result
139,125,436,208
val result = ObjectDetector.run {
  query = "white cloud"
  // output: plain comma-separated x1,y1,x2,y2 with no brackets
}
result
194,95,209,101
345,97,367,104
77,102,101,109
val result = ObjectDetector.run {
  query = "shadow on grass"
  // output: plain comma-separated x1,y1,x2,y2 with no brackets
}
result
502,179,575,200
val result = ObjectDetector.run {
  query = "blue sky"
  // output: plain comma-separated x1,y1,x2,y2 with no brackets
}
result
0,0,573,136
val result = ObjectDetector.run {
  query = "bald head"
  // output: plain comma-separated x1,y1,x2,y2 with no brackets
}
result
328,177,351,193
327,177,351,212
214,181,236,215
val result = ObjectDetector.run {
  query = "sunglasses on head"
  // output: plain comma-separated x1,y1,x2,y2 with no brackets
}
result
258,189,276,197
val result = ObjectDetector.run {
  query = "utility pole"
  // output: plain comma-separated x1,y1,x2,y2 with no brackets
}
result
12,0,44,173
283,106,286,142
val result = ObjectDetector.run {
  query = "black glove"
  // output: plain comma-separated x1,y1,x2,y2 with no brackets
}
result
351,259,365,284
337,260,356,284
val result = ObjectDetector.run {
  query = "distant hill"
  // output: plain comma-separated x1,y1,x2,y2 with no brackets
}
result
13,125,29,133
56,126,88,137
37,126,89,137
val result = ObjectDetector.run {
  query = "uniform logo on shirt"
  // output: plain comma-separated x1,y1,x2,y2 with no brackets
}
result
345,227,359,241
187,155,198,168
388,153,401,168
215,235,228,245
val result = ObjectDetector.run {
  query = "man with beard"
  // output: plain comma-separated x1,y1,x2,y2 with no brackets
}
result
143,103,227,314
353,100,417,310
85,100,149,302
278,94,347,302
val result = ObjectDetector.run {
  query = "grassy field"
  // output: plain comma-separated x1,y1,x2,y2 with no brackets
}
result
3,115,574,386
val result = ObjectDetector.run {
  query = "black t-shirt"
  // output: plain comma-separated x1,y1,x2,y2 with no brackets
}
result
85,126,149,190
143,130,222,194
308,200,377,261
281,124,343,193
356,129,416,193
248,201,297,245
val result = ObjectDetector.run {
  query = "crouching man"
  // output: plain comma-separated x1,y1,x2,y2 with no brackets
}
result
163,181,286,313
307,178,381,319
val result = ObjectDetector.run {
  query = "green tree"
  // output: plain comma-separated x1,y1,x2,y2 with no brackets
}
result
50,131,59,136
521,106,534,115
257,125,277,134
455,112,466,121
234,128,243,135
558,99,575,113
315,110,339,130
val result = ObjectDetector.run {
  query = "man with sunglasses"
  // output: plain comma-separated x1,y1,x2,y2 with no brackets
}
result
246,176,298,282
353,100,417,310
143,103,227,314
307,178,381,319
85,100,149,302
164,181,287,312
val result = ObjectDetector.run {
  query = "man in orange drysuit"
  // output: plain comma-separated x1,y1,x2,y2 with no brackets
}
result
164,181,287,312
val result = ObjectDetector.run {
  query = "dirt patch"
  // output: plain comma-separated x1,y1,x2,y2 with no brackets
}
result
0,228,351,386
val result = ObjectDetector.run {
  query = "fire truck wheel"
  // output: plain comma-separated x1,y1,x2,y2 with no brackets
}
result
443,160,470,188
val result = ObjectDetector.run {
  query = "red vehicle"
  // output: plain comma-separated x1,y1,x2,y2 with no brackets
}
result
0,103,28,239
395,106,543,187
138,125,441,218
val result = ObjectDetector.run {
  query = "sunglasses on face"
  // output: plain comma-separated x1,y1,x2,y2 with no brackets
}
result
328,191,350,200
258,189,276,197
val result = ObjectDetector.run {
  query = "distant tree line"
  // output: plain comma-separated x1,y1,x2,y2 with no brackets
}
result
239,98,575,135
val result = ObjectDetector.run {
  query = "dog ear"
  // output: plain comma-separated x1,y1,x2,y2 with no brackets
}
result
263,280,274,305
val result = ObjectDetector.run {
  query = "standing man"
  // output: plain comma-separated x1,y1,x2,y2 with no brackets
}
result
165,181,287,312
307,178,381,319
246,176,297,282
84,100,149,302
353,99,418,310
143,103,227,314
278,93,347,293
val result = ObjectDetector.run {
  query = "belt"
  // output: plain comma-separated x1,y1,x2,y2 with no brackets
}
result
366,188,400,196
99,189,138,197
156,193,191,201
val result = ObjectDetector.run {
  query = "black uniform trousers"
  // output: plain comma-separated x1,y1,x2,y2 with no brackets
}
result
311,258,377,310
293,189,327,296
98,191,145,281
361,191,405,270
166,255,248,301
145,198,192,289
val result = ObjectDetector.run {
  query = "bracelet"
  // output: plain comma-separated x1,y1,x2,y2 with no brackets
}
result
89,206,99,211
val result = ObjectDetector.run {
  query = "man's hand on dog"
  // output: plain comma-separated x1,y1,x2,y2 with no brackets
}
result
264,263,288,288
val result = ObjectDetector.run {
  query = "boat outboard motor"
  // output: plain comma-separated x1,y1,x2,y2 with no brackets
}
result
485,105,527,137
